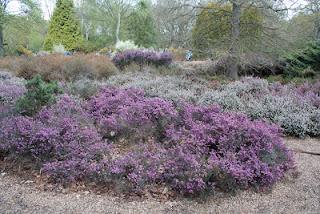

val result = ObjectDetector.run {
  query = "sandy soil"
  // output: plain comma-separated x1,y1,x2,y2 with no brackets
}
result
0,138,319,214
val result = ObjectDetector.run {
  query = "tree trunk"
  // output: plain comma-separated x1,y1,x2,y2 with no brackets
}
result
0,25,4,57
315,19,320,41
227,2,241,80
116,11,121,43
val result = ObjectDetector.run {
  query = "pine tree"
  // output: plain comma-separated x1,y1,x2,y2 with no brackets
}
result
285,42,320,77
127,0,157,47
44,0,83,51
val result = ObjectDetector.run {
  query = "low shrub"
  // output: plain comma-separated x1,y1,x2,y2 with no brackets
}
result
284,42,320,78
0,71,26,104
0,84,294,194
17,46,33,56
115,40,138,52
87,87,177,141
0,71,26,119
109,103,294,194
0,55,119,81
0,95,110,182
107,73,320,137
112,50,173,70
65,79,105,99
208,53,284,77
52,44,66,54
199,78,320,137
106,72,209,103
16,75,61,116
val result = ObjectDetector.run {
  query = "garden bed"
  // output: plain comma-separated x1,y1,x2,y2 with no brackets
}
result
0,138,319,213
0,68,319,202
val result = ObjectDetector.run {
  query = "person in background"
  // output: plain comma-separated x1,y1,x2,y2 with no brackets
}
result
186,50,193,61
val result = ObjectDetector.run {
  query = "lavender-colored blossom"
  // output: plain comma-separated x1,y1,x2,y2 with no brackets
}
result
112,50,173,69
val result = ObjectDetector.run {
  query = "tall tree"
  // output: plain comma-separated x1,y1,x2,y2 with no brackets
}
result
44,0,83,51
4,1,47,55
153,0,197,48
178,0,292,79
0,0,40,56
304,0,320,41
127,0,157,47
98,0,132,43
192,2,263,58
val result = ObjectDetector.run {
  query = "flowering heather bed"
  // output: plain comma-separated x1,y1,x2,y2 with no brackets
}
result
0,72,295,195
112,50,173,70
0,72,26,119
108,73,320,137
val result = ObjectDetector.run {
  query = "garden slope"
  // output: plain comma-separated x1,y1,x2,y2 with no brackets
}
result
0,138,319,214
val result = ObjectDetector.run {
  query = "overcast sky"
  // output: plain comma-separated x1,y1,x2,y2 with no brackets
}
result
7,0,307,20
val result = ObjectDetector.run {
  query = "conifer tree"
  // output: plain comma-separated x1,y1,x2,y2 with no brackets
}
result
127,0,157,47
44,0,83,51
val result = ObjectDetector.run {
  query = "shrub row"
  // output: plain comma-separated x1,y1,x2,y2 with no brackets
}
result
112,50,173,70
0,54,119,82
0,77,294,194
0,71,26,119
107,73,320,137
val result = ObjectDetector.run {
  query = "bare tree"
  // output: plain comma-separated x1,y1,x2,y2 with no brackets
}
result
0,0,11,56
174,0,294,79
41,0,56,19
97,0,133,43
153,0,198,48
304,0,320,41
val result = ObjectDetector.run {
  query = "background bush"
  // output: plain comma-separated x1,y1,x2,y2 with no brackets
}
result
16,75,61,116
112,50,173,70
0,83,295,194
1,95,110,182
0,55,119,81
107,73,320,137
0,71,26,119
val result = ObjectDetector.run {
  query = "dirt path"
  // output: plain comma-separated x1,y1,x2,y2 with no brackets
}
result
0,138,319,214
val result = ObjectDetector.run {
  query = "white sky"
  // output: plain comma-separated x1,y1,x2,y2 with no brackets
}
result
7,0,308,20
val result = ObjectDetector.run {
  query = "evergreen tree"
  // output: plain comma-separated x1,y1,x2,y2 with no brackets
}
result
192,3,263,58
44,0,83,51
285,42,320,77
127,0,157,47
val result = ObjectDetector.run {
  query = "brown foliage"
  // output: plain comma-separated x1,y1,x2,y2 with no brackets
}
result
0,54,119,82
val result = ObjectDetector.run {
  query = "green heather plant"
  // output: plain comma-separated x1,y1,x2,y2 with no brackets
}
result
16,75,62,116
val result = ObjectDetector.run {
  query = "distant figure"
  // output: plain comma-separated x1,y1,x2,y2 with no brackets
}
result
186,50,193,61
64,51,73,56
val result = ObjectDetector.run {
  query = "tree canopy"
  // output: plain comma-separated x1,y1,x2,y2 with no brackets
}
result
127,0,157,47
44,0,83,51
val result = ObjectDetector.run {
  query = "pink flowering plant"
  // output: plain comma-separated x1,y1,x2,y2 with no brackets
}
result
112,50,173,70
110,102,294,194
0,81,295,195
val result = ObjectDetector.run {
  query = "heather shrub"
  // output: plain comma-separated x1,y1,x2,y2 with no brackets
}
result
65,78,105,99
107,74,320,137
0,71,26,119
0,55,118,81
16,75,61,116
0,71,26,104
0,84,295,194
112,50,173,70
52,44,66,54
62,58,96,81
109,103,294,194
0,95,110,182
165,103,294,191
115,40,138,52
199,78,320,137
87,87,177,141
106,72,209,103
